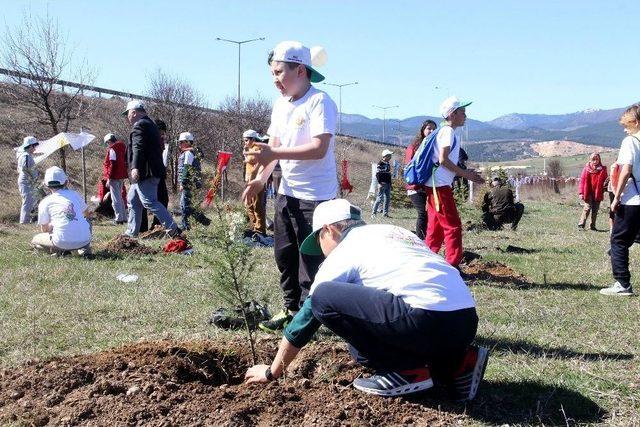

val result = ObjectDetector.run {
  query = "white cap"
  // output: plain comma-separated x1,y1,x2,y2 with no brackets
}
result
44,166,67,187
20,136,38,150
300,199,362,256
270,41,325,83
243,129,260,139
382,149,393,157
439,96,472,119
121,99,146,115
178,132,194,142
103,133,117,143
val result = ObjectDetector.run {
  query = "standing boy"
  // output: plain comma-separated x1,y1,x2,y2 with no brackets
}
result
372,149,393,218
425,96,484,267
243,41,338,331
16,136,39,224
102,133,128,224
243,129,267,235
177,132,210,230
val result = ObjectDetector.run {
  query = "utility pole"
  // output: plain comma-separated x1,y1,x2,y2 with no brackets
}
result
216,36,265,107
323,81,358,134
372,105,399,143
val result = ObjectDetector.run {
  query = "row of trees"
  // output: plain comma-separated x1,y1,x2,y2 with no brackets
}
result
0,13,271,190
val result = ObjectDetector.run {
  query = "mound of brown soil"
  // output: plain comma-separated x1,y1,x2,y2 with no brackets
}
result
101,235,158,255
139,226,167,240
0,340,464,426
462,260,529,287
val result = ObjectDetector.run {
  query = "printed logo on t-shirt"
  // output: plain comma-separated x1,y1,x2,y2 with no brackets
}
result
63,202,77,221
294,115,306,128
388,228,424,248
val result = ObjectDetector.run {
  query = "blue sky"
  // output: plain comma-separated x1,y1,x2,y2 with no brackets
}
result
2,0,638,121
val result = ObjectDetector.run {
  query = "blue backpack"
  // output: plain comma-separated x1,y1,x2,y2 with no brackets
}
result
403,126,458,185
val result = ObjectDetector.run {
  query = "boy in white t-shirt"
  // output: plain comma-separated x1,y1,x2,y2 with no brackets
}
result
425,97,484,267
31,166,92,255
601,104,640,296
242,41,338,332
244,199,489,400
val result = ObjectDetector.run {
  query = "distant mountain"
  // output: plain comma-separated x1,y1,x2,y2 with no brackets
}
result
339,105,628,157
488,107,627,131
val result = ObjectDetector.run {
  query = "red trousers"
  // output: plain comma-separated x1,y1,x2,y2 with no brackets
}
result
425,186,463,267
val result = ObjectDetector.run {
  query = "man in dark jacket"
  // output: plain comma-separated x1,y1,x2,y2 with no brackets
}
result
122,100,181,237
481,177,524,230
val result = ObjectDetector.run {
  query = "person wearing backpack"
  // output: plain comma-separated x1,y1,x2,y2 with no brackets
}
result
404,120,437,239
177,132,211,230
425,97,484,267
601,104,640,296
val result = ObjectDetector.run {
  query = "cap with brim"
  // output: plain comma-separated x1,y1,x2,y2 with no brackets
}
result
270,41,325,83
20,136,39,150
299,199,362,256
121,100,145,116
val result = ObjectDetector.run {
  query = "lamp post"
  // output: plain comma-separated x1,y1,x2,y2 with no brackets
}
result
216,36,265,107
372,104,399,143
323,81,358,134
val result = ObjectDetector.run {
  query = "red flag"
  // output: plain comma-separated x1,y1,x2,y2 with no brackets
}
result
340,159,354,194
203,151,233,207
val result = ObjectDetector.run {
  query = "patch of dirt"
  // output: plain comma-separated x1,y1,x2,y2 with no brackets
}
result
462,260,530,287
0,340,464,426
139,226,167,240
530,140,615,158
100,235,159,255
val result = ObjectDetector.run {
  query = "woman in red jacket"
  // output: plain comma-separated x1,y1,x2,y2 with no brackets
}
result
404,119,437,239
578,152,608,230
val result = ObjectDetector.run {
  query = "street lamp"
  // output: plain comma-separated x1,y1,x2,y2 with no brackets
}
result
216,36,265,107
372,104,399,143
323,81,358,134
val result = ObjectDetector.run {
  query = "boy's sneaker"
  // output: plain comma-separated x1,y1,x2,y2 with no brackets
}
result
453,345,489,401
599,281,634,296
353,367,433,397
258,309,293,333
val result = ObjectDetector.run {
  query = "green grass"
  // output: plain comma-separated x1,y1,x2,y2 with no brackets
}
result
0,198,639,425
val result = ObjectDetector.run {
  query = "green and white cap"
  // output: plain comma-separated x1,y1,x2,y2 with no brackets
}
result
300,199,362,256
439,96,472,119
270,41,326,83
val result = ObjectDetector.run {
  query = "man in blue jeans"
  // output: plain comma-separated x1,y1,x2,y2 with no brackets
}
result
122,100,181,238
245,199,489,399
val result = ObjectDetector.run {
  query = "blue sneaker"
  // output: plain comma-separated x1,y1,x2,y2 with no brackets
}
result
352,367,433,397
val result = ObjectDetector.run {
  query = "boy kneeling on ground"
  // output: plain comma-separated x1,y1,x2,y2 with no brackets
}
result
245,199,489,399
31,167,92,256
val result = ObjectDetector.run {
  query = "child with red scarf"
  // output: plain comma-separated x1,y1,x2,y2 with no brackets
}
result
578,152,608,230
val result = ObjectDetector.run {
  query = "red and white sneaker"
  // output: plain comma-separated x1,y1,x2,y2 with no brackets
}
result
453,345,489,401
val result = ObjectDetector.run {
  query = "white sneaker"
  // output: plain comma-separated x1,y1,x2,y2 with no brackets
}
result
599,281,634,296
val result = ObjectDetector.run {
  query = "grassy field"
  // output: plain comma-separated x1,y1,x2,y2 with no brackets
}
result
481,150,619,177
0,192,638,425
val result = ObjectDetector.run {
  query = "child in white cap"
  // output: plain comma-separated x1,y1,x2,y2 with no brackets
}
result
243,129,268,235
244,199,489,401
31,166,92,255
242,41,338,331
16,136,40,224
372,149,394,218
425,97,484,268
177,132,210,230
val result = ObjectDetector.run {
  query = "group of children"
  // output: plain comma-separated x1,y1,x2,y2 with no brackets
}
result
15,38,639,402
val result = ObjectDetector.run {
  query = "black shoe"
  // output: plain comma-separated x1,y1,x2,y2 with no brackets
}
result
578,224,585,230
353,367,433,396
590,225,597,231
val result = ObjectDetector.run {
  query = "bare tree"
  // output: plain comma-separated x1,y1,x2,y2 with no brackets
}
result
1,12,96,170
547,159,563,194
145,69,213,191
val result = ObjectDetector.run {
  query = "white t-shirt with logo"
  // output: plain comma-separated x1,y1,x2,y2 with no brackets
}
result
616,133,640,206
431,126,460,187
37,189,91,250
267,86,338,201
310,224,476,312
